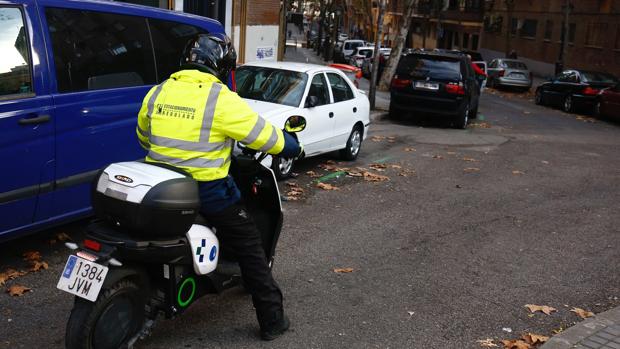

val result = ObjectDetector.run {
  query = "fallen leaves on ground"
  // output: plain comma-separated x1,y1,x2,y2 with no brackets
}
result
316,182,340,191
464,167,480,173
470,122,492,128
390,164,402,169
345,169,364,177
512,170,526,175
433,155,444,159
369,163,387,171
463,157,479,162
29,261,49,272
284,182,305,201
333,268,354,273
0,269,27,286
7,285,31,297
570,307,594,319
575,116,596,123
371,136,386,142
363,171,389,182
404,147,416,152
525,304,557,315
399,169,416,177
305,170,321,178
23,251,41,262
501,339,531,349
477,338,498,347
521,333,549,345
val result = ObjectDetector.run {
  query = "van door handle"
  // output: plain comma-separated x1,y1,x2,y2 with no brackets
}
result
329,112,334,118
19,114,50,125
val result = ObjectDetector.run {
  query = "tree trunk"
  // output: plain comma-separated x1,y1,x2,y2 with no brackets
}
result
378,0,417,91
504,0,514,57
369,0,386,110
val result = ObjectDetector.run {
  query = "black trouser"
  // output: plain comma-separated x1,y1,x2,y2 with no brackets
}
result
201,201,283,328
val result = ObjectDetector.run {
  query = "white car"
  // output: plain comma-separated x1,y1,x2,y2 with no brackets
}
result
348,46,375,68
235,61,371,178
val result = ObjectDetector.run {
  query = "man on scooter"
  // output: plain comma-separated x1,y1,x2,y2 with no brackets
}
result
136,33,302,340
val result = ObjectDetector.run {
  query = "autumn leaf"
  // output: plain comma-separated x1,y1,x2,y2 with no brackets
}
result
471,122,492,129
317,182,340,191
346,170,364,177
525,304,557,315
432,155,444,159
369,163,387,171
387,136,396,140
333,268,354,273
23,251,41,262
371,136,385,142
0,269,27,286
464,167,480,173
501,339,531,349
306,170,320,178
390,164,402,169
404,147,416,152
477,338,498,347
463,157,479,162
521,333,549,344
570,307,594,319
512,170,525,175
7,285,31,297
362,171,389,182
29,261,49,272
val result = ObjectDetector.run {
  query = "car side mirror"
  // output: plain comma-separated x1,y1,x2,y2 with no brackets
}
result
305,95,319,108
284,115,307,133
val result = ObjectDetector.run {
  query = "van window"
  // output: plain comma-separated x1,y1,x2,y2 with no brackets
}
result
0,7,32,97
45,8,157,92
148,19,207,82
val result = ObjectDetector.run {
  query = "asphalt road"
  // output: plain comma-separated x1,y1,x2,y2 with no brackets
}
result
1,89,619,349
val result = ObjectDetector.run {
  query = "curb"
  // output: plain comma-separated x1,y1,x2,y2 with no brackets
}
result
541,307,620,349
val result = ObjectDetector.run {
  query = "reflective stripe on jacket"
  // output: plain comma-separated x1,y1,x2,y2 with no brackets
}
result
136,70,285,181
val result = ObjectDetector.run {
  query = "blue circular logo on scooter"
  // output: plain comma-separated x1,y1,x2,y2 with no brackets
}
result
209,246,217,261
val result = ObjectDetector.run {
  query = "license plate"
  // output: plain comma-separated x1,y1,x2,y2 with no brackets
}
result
414,81,439,90
57,255,109,302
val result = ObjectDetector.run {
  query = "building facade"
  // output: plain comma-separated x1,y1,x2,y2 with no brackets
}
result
480,0,620,77
117,0,282,63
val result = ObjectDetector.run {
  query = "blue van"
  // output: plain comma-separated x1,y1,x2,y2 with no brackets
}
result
0,0,225,240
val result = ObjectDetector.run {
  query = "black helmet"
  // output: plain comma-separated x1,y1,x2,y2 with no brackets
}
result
181,33,237,82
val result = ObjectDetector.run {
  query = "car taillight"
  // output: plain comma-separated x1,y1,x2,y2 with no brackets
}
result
583,86,600,95
391,76,411,89
83,239,101,252
498,70,505,77
445,82,465,95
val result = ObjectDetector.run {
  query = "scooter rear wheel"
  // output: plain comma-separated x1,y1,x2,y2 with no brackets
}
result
65,279,145,349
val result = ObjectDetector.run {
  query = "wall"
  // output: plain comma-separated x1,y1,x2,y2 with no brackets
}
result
233,25,280,63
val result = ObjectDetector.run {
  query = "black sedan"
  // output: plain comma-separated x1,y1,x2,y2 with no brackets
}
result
535,70,618,113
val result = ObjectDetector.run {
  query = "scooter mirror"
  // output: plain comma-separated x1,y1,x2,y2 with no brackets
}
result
284,115,307,133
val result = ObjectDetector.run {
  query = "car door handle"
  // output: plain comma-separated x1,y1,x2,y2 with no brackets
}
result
353,107,357,113
19,114,51,125
329,112,334,118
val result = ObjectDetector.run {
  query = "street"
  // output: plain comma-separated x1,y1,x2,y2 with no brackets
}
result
1,84,620,348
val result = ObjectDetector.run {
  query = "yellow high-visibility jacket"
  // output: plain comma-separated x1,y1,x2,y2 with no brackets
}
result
136,70,286,181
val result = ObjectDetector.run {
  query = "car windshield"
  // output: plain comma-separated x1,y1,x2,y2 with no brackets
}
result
504,61,528,69
397,55,461,80
236,66,308,107
581,72,618,84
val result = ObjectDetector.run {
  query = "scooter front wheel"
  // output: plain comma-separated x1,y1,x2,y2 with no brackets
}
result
65,279,145,349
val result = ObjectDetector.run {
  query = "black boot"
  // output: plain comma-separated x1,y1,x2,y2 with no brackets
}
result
259,312,290,341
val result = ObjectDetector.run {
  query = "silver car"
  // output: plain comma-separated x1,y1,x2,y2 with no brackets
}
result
487,59,532,91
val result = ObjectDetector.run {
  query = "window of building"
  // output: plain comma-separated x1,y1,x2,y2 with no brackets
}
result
45,8,156,92
463,33,470,49
544,20,553,41
585,23,608,48
520,19,537,38
326,73,354,102
0,6,33,97
148,19,207,82
471,34,479,50
561,22,577,44
510,18,519,36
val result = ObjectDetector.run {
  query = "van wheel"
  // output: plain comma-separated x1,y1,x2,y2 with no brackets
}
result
272,156,294,180
340,126,363,161
66,279,145,349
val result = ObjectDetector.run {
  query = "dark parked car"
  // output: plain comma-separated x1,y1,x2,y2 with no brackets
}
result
594,83,620,120
535,70,618,113
389,50,481,129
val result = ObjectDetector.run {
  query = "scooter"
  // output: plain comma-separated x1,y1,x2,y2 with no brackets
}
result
57,116,306,349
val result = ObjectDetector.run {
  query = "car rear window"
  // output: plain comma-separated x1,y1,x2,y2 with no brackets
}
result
504,61,528,70
581,72,618,84
396,55,461,80
345,41,363,50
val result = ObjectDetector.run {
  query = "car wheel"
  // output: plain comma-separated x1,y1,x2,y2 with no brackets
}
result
454,105,469,129
470,103,479,119
271,156,294,180
594,100,602,118
388,102,401,120
535,88,545,105
340,126,363,161
563,94,574,113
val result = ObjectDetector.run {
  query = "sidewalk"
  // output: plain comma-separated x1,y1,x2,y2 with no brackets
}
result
283,46,391,114
541,307,620,349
